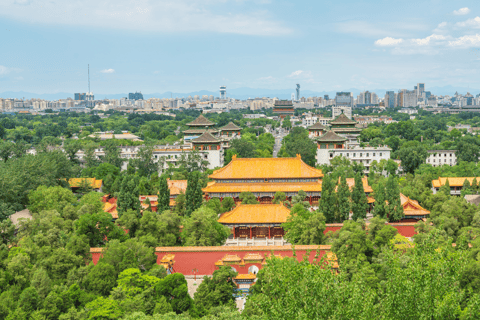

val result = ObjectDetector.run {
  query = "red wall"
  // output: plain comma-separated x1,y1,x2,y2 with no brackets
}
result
155,245,331,275
324,223,416,238
91,251,102,265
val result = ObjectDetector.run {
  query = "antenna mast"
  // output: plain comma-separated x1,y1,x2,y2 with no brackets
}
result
88,64,90,93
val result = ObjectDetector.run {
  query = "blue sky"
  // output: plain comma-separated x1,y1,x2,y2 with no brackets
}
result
1,0,480,95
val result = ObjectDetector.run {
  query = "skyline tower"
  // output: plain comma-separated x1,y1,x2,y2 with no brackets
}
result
220,85,226,99
296,84,300,101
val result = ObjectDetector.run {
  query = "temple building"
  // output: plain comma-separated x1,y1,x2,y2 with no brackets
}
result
308,122,328,139
203,154,323,205
329,113,361,147
67,178,103,192
219,122,242,139
218,204,290,246
432,177,480,196
183,114,218,143
273,100,295,118
400,193,430,222
191,132,224,168
315,130,347,165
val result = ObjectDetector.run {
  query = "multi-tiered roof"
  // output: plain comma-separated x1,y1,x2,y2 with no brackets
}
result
329,113,361,134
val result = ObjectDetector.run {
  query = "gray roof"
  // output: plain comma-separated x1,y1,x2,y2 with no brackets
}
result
465,195,480,206
186,114,215,127
330,113,357,125
9,209,32,226
220,122,242,131
316,130,347,142
191,131,220,144
308,122,327,130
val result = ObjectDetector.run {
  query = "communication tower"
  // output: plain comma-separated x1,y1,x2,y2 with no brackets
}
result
220,86,227,100
295,84,300,101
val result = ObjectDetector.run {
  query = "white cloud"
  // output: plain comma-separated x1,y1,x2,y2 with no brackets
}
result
374,37,404,46
453,7,471,15
456,16,480,28
288,70,303,77
101,69,115,73
448,34,480,48
0,0,292,36
0,65,9,75
411,34,447,46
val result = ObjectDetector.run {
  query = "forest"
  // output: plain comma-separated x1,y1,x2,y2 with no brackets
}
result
2,108,480,318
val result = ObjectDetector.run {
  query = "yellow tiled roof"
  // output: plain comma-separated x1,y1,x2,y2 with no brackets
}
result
209,154,323,180
235,273,257,280
218,204,290,224
400,193,430,216
243,253,264,261
344,177,373,193
167,179,187,195
68,178,102,189
432,177,480,188
203,181,322,193
103,202,118,219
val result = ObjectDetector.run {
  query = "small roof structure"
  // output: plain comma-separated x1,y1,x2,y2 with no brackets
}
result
103,201,118,219
316,130,347,143
186,114,215,127
218,204,290,224
183,128,218,134
167,179,188,195
68,178,103,190
209,154,323,180
191,131,220,144
220,122,242,131
432,177,480,188
9,209,32,226
344,177,374,193
308,122,328,130
400,194,430,217
329,113,357,125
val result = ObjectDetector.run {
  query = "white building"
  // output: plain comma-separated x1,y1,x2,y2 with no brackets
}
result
302,116,332,127
426,150,457,167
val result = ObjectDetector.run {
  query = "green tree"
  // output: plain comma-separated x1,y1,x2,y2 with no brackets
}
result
100,239,157,275
0,140,14,162
397,144,428,174
194,266,238,316
86,296,123,320
230,139,256,158
283,203,326,245
185,171,203,216
220,197,235,213
84,262,117,296
136,210,181,247
158,177,170,214
351,174,368,221
102,141,123,168
28,185,77,214
272,192,286,204
181,206,230,246
117,176,140,215
319,174,336,223
239,192,259,204
385,175,403,222
63,139,82,164
174,192,186,216
74,212,127,247
336,174,351,221
155,273,194,315
373,179,387,219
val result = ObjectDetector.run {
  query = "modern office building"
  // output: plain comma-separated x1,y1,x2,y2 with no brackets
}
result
335,92,354,109
74,93,86,101
128,92,144,100
385,91,395,108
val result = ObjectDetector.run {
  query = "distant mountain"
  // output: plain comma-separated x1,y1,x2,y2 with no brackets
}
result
1,85,478,101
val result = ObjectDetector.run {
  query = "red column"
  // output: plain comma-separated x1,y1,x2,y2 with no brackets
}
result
250,227,253,239
233,227,235,239
268,227,271,239
309,196,312,205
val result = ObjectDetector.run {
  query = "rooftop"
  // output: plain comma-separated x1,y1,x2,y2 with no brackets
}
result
203,181,322,193
218,204,290,224
191,131,220,144
186,114,215,127
400,193,430,216
308,122,328,130
432,177,480,188
220,122,242,131
68,178,103,189
155,245,332,253
330,113,357,125
316,130,347,143
209,154,323,180
167,179,187,195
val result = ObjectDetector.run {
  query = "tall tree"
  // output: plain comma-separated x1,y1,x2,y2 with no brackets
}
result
63,139,82,164
397,144,428,174
157,177,170,214
117,176,140,216
102,140,123,168
185,171,203,216
373,179,387,219
336,174,351,221
319,174,336,223
351,173,368,221
239,192,259,204
131,144,157,177
385,175,403,222
272,192,286,204
181,206,230,246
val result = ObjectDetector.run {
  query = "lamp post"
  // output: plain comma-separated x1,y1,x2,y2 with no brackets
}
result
192,268,199,285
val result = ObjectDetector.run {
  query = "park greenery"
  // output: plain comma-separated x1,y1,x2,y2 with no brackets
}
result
3,108,480,318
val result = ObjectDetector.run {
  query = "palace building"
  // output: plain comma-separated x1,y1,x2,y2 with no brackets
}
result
308,122,328,138
400,193,430,222
183,114,218,143
203,154,324,205
218,204,290,246
432,177,479,196
329,113,362,147
273,100,295,118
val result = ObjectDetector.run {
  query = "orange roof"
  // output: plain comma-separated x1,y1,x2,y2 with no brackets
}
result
344,177,373,193
235,273,257,280
68,178,102,189
367,196,375,204
218,204,290,224
103,201,118,219
209,154,323,180
203,181,322,193
400,193,430,216
167,179,187,195
243,253,264,261
432,177,480,188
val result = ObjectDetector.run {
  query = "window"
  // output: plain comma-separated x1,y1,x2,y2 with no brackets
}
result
353,153,356,157
373,153,376,156
444,154,447,157
380,153,382,157
330,153,333,158
366,153,369,157
347,153,349,157
360,153,363,157
433,159,435,162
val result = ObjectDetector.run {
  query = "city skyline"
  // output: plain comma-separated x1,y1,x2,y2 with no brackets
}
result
1,1,480,93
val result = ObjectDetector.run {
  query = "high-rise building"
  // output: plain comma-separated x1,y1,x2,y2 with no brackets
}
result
324,95,329,101
335,92,354,108
220,86,227,100
128,92,144,100
402,89,417,108
416,83,425,97
295,84,300,101
74,93,86,101
385,91,395,108
85,93,94,101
